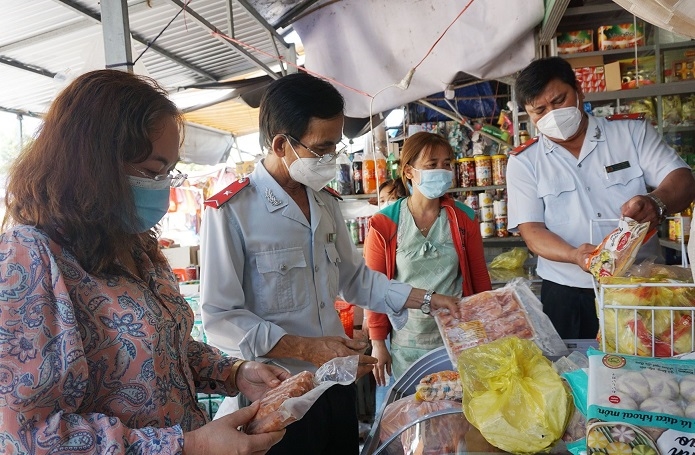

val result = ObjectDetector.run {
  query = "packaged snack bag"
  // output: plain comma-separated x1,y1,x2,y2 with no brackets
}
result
587,217,651,279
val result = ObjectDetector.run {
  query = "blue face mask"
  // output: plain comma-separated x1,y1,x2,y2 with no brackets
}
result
127,176,171,232
412,168,454,199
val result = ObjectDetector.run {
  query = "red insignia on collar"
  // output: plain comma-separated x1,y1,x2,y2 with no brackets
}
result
606,113,646,121
509,136,539,156
321,186,343,200
204,178,250,209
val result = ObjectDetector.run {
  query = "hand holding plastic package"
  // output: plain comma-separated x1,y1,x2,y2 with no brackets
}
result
245,355,358,434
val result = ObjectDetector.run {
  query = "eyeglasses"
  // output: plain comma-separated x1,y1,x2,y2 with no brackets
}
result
128,164,188,188
284,134,348,164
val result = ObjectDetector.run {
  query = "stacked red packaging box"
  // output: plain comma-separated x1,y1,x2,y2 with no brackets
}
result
573,66,606,93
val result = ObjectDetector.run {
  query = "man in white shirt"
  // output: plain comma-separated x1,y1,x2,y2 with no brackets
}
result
507,56,695,339
200,72,459,454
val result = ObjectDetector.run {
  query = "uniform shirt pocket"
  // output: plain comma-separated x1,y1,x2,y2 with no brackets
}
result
324,243,341,298
537,178,577,227
602,163,644,192
255,248,311,314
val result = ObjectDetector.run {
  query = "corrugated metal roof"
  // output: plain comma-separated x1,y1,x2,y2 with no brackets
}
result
0,0,306,135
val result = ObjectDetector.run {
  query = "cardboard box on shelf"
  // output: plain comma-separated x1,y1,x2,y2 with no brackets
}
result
567,55,603,70
557,30,594,54
598,22,645,50
619,56,656,89
567,56,606,93
664,48,695,82
602,56,656,91
604,61,622,91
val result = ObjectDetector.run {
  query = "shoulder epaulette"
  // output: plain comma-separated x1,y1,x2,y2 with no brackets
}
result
606,113,646,121
321,186,343,201
204,178,250,209
509,136,539,156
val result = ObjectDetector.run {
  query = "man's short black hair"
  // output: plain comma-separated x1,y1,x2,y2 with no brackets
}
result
514,57,578,110
259,72,345,150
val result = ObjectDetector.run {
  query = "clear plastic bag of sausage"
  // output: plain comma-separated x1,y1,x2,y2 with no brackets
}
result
245,355,358,434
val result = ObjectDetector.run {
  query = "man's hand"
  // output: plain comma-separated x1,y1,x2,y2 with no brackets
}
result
370,339,392,386
573,243,598,271
266,335,375,378
430,294,460,317
621,195,661,229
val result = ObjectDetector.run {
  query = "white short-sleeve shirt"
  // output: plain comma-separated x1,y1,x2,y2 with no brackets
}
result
507,115,688,288
199,161,411,374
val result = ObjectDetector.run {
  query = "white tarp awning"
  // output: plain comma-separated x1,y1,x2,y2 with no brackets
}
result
611,0,695,40
293,0,544,118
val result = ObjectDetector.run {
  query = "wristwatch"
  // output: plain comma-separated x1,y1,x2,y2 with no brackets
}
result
645,193,667,222
421,290,436,315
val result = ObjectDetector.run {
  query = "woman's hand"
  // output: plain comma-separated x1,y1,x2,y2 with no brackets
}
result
183,401,284,455
370,340,392,387
236,362,292,402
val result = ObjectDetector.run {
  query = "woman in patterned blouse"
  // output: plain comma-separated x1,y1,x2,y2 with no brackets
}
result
0,70,290,455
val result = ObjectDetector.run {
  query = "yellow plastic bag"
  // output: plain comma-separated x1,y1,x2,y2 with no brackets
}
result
457,337,571,454
489,247,529,270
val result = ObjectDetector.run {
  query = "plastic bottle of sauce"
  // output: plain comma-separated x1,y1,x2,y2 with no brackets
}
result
375,149,388,189
352,153,364,194
335,152,352,195
362,151,377,194
386,152,399,180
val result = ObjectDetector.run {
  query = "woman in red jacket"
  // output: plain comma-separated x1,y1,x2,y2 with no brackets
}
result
364,132,492,386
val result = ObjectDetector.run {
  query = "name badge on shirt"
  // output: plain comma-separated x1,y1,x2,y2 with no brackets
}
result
605,161,631,173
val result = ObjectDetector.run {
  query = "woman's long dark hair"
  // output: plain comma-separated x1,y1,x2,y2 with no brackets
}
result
3,69,183,275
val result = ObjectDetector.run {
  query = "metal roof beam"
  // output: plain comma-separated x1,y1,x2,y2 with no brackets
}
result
0,20,94,53
0,56,55,79
167,0,280,80
51,0,217,81
101,0,134,72
275,0,323,29
234,0,289,46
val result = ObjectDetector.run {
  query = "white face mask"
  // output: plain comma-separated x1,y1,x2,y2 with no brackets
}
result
535,95,583,141
283,142,337,192
413,168,454,199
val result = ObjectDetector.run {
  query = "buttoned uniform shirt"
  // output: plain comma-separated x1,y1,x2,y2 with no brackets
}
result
0,225,236,455
507,115,689,289
200,161,412,375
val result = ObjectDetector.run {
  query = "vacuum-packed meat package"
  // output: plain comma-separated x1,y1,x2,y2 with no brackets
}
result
245,355,358,434
246,371,316,434
433,278,567,365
